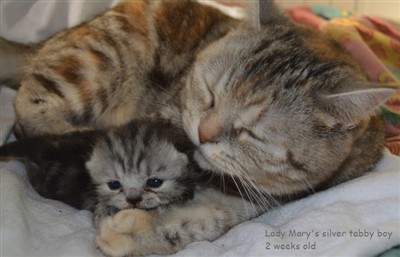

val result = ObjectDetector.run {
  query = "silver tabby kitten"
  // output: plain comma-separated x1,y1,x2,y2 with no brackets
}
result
0,120,197,226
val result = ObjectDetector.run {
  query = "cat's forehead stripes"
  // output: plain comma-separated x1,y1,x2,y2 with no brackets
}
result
221,27,353,101
103,134,128,173
97,121,191,179
135,150,145,173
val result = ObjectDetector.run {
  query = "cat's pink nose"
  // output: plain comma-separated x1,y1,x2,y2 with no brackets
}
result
199,128,216,144
198,115,221,144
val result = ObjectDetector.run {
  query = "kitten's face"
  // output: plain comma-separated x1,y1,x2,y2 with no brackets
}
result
87,125,193,211
182,27,374,197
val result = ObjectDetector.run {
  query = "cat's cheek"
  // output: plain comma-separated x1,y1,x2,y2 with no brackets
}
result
137,195,160,209
108,196,130,210
193,144,229,174
193,150,214,170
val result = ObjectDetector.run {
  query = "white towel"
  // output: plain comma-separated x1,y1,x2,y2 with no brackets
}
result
1,150,399,257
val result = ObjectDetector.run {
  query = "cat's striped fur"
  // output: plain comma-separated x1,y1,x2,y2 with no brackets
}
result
12,0,237,136
2,0,395,256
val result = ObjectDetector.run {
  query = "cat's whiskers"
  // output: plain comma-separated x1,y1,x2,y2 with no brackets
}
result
214,151,260,209
219,156,267,213
299,175,316,196
237,171,274,212
228,174,252,217
238,177,262,214
243,178,269,208
220,171,226,198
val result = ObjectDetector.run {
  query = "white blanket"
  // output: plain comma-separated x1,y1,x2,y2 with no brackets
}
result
0,1,399,256
1,150,399,257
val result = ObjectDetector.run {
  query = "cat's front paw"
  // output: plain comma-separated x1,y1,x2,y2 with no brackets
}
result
96,209,153,257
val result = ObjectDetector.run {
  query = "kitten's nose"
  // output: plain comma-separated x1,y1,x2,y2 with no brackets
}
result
198,115,221,144
126,196,142,206
125,188,142,206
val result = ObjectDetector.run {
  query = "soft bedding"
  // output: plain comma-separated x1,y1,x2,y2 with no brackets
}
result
0,1,399,257
0,150,399,257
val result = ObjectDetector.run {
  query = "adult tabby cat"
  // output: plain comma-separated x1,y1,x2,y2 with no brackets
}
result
0,120,197,227
1,0,394,256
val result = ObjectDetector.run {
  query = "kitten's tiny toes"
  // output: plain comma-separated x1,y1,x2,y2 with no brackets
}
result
95,209,156,256
96,234,133,257
96,216,135,257
113,209,152,233
98,217,116,238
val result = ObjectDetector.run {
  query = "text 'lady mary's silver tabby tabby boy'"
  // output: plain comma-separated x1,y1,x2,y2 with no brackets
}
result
0,0,395,256
0,120,197,227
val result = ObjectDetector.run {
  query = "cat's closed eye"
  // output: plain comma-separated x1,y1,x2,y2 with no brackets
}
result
237,127,262,142
206,89,215,110
107,180,122,190
146,178,163,188
202,81,216,111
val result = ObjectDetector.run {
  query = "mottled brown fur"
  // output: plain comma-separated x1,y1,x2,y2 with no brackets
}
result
12,0,236,137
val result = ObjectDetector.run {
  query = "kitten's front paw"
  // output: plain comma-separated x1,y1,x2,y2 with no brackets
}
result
96,209,152,257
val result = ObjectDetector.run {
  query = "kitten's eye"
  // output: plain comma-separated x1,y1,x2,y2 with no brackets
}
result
107,180,122,190
146,178,163,188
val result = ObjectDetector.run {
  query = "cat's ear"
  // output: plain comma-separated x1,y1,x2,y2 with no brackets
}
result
318,85,395,126
250,0,285,28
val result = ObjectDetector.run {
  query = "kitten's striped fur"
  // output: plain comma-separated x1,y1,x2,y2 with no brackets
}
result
0,120,197,227
2,0,395,256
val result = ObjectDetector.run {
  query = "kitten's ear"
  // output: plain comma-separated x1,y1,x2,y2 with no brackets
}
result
318,85,395,126
250,0,285,28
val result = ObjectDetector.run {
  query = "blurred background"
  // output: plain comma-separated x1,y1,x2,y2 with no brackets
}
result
278,0,399,19
216,0,400,19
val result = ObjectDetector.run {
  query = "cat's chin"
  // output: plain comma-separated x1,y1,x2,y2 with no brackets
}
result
193,149,220,173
